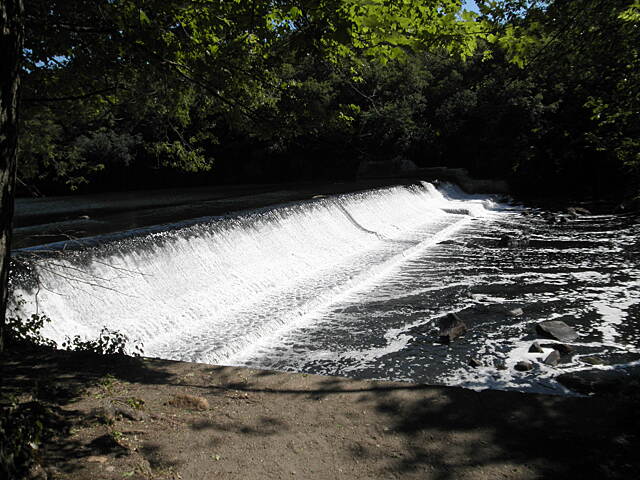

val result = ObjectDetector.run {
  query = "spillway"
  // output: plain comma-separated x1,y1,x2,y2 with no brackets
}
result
10,182,498,365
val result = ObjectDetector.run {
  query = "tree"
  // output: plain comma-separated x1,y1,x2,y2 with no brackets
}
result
2,0,488,349
0,0,23,353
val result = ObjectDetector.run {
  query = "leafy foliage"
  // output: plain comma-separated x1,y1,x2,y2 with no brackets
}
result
5,297,56,349
14,0,640,197
62,327,143,357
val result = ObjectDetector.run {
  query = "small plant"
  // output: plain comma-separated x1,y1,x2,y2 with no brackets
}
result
5,297,56,349
126,397,145,410
97,374,118,393
62,327,143,357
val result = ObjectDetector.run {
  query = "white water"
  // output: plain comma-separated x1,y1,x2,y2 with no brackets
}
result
11,182,499,364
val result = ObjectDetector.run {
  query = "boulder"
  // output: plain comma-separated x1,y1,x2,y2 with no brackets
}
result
528,341,544,353
543,350,561,366
515,360,534,372
437,313,467,344
536,320,578,342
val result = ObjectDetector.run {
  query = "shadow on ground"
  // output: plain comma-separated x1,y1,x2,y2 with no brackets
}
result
3,346,639,479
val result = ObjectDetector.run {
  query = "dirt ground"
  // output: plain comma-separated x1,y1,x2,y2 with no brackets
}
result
2,346,639,480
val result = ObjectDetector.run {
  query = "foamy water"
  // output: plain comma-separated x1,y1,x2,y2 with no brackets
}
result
10,183,639,395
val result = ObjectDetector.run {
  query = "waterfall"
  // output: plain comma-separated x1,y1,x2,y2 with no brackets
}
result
10,182,497,364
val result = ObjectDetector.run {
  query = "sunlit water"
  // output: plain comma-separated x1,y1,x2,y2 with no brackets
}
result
10,182,640,394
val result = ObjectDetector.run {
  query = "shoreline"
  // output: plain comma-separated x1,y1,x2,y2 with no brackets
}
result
2,346,639,479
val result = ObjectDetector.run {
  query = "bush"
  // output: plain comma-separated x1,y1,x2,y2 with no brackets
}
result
62,327,143,357
5,297,56,349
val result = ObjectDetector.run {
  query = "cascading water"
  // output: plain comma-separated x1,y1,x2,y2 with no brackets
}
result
11,181,639,395
10,182,498,365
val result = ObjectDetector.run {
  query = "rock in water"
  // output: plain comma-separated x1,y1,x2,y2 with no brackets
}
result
515,361,534,372
528,341,544,353
438,313,467,344
536,320,578,342
543,350,561,366
468,357,482,368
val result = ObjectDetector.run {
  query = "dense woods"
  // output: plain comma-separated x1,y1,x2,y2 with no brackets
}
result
13,0,640,198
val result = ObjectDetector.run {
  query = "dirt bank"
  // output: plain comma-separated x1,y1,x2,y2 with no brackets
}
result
2,346,639,480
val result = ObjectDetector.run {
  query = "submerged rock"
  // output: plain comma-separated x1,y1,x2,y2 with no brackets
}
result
437,313,467,344
536,320,579,342
581,356,605,365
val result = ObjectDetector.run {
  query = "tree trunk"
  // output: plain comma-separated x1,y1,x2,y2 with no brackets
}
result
0,0,23,353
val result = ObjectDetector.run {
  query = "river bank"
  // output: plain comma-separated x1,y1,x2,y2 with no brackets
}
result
2,345,639,480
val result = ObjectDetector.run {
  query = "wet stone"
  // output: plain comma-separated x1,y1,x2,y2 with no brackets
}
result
536,320,579,342
515,361,534,372
468,357,482,368
528,342,544,353
543,350,561,366
437,313,467,344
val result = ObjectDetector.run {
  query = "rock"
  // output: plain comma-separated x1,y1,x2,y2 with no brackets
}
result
499,234,530,248
536,320,579,342
437,313,467,344
581,355,605,365
507,307,524,317
515,360,534,372
543,350,561,366
468,357,482,368
541,343,574,355
528,341,544,353
167,394,209,411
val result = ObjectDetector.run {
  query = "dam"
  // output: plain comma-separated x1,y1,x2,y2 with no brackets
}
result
9,181,640,394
